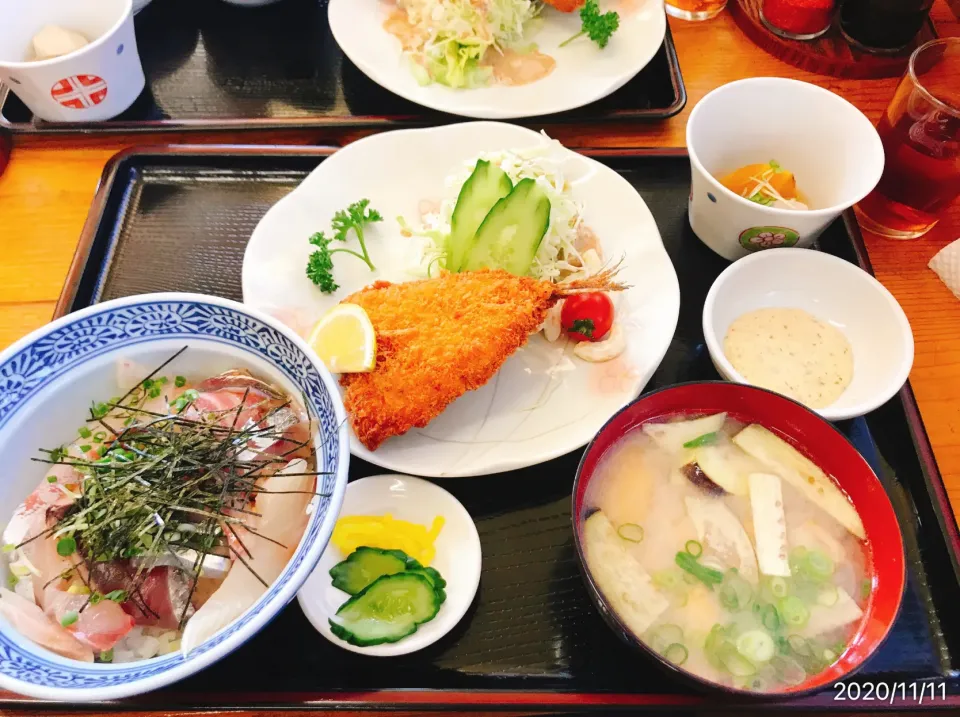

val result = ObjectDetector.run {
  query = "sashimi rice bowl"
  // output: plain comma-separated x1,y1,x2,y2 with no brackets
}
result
0,294,348,700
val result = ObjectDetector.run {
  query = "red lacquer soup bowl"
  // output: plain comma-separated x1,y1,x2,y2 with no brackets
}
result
572,382,905,697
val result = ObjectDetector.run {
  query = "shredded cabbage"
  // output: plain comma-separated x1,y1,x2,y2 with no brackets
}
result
400,132,600,283
396,0,541,88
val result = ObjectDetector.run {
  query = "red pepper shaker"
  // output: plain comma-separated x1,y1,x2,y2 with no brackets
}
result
761,0,835,40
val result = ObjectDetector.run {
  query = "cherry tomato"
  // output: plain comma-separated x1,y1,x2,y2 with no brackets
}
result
542,0,585,10
561,292,614,342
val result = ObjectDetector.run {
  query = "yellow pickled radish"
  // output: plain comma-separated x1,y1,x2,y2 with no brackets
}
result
332,513,446,565
307,303,376,373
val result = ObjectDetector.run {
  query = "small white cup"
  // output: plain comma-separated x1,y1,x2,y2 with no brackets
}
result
0,0,144,122
686,78,885,261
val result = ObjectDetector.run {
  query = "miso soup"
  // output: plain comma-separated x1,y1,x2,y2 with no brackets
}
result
581,412,869,692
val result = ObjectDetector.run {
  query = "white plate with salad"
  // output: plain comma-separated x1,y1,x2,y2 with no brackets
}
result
242,122,679,477
328,0,666,119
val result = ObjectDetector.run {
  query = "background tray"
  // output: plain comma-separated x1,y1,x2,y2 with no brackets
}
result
0,0,686,134
14,146,960,711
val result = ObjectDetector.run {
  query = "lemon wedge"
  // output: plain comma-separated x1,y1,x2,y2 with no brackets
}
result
308,303,376,373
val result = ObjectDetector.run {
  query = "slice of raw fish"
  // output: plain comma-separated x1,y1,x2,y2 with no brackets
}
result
89,562,194,630
0,588,93,662
17,475,135,652
42,587,135,653
197,369,285,399
180,459,314,655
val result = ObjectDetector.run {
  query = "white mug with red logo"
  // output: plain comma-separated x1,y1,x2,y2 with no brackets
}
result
0,0,144,122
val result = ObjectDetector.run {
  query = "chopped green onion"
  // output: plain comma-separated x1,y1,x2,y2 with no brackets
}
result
778,596,809,628
647,623,684,654
46,475,57,483
822,649,837,663
89,592,103,605
2,544,14,553
93,431,107,443
77,427,92,439
762,604,780,632
175,375,187,388
770,576,789,598
817,585,839,606
664,642,689,666
775,635,791,655
736,630,775,663
104,590,127,603
148,387,162,399
771,655,806,686
788,634,811,656
719,642,757,676
861,578,871,601
617,523,644,543
56,537,77,557
157,376,169,385
78,445,91,454
747,675,771,692
6,574,17,589
803,550,835,582
60,611,78,627
99,649,113,662
91,402,109,419
719,569,753,611
675,551,724,588
142,378,154,390
653,570,681,592
684,539,703,558
683,432,718,449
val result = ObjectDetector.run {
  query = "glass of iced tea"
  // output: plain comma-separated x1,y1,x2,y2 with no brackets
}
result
855,38,960,240
665,0,727,21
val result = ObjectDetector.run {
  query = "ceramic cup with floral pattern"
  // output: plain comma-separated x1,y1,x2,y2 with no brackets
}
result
686,78,885,261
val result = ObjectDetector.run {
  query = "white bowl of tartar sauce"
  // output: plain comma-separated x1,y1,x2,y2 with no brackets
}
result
703,248,914,422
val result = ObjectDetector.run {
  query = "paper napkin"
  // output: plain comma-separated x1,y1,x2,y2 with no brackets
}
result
929,239,960,301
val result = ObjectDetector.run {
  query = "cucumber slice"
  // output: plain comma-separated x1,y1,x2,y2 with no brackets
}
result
329,573,442,647
329,546,422,595
461,178,551,276
447,160,513,272
406,567,447,604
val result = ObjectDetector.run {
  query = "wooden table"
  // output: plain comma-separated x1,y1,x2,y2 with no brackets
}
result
0,5,958,716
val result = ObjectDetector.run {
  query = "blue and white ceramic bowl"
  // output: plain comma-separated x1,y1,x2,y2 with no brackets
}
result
0,293,349,701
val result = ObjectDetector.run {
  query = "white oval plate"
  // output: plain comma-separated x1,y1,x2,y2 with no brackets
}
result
328,0,666,119
298,474,482,656
242,122,680,477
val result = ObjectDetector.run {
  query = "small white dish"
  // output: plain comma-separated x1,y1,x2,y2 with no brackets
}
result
703,248,914,421
242,121,680,478
687,78,884,261
298,474,481,656
327,0,666,119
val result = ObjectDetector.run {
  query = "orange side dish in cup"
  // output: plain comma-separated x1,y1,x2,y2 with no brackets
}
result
719,161,809,210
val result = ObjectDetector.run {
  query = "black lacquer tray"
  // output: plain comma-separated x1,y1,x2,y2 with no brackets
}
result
9,146,958,712
0,0,685,134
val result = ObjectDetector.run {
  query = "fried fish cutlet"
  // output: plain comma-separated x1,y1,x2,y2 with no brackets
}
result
340,267,625,451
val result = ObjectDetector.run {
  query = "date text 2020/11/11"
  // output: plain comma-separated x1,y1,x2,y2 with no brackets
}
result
834,681,948,704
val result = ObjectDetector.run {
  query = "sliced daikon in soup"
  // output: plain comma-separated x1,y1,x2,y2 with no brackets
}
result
642,413,727,454
733,425,866,539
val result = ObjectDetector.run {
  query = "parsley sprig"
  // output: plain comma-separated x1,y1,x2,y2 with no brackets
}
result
559,0,620,49
306,199,383,293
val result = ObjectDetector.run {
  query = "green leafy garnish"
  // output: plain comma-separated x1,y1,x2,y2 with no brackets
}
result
105,589,128,603
306,199,383,294
683,432,718,449
748,192,776,206
675,550,724,589
56,537,77,557
60,611,79,628
570,318,596,338
559,0,620,49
